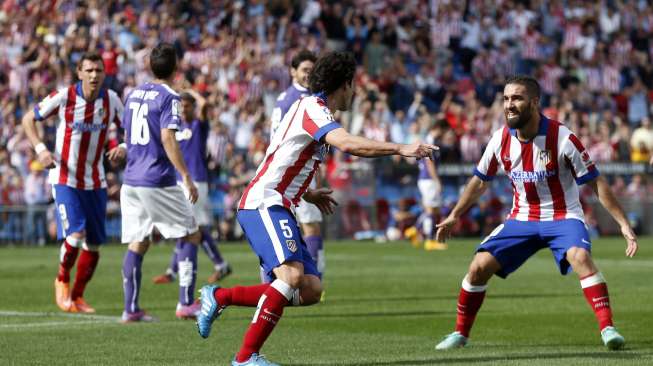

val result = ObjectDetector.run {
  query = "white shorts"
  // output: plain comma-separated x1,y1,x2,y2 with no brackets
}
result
294,198,323,224
120,184,198,243
179,181,212,227
418,179,442,208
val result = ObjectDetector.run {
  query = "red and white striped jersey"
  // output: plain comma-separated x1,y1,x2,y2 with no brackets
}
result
474,115,599,223
238,95,341,210
34,83,124,190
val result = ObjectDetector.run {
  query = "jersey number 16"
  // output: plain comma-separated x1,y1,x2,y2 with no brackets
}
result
129,102,150,145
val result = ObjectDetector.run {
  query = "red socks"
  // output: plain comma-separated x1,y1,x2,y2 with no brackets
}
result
57,239,80,283
215,284,270,307
71,250,100,300
235,280,293,363
454,277,487,338
581,272,613,330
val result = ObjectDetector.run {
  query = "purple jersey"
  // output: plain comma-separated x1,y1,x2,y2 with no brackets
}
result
270,82,310,137
176,119,209,182
123,82,182,187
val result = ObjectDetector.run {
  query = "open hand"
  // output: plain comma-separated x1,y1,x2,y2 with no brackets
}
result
435,215,458,243
303,188,338,215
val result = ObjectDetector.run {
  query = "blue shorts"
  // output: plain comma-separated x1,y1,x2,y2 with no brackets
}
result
477,219,591,278
53,184,107,244
237,206,319,280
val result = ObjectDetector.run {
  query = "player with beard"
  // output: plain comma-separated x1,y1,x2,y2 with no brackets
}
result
434,75,638,351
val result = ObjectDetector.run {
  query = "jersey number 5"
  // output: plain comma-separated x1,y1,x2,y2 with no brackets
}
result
129,102,150,145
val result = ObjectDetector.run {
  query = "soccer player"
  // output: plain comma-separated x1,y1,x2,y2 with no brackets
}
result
417,156,447,251
196,52,438,366
434,76,639,351
152,89,232,285
22,52,125,314
264,50,326,282
119,43,203,322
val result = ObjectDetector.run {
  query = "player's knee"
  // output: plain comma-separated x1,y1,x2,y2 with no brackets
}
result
567,247,593,267
128,241,150,255
184,230,202,244
273,263,304,288
467,257,496,285
299,276,323,305
302,223,320,236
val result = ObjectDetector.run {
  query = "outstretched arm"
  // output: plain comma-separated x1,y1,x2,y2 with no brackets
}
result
324,127,437,158
587,176,638,257
436,176,489,242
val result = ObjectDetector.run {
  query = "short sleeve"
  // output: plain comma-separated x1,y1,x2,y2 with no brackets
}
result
561,133,600,185
161,94,181,130
34,89,65,121
474,130,502,181
302,98,341,142
110,91,124,128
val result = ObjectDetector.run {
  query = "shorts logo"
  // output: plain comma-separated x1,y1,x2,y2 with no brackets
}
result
286,239,297,253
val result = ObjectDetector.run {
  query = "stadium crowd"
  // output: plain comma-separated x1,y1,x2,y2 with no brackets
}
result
1,0,652,243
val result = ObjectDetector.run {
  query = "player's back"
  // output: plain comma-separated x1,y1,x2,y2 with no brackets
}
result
123,82,182,187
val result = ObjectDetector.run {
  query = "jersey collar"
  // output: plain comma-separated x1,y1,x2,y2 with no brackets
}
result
313,91,327,104
293,82,308,92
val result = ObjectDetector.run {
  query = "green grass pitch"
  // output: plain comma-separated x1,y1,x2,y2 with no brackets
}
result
0,237,651,365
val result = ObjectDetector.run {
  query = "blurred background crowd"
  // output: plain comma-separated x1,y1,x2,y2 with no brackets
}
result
1,0,652,244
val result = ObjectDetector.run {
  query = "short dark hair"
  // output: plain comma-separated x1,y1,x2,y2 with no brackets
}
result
149,43,177,79
308,52,356,95
179,92,195,104
291,49,317,69
505,75,541,99
77,52,103,69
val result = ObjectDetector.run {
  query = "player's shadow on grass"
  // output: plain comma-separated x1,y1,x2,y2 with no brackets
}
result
290,351,651,366
324,293,574,305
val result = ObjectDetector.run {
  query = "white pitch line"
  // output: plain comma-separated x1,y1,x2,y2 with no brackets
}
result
0,310,121,321
0,320,118,329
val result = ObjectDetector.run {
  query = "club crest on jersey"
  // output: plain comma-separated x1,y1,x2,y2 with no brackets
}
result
286,239,297,253
538,150,551,165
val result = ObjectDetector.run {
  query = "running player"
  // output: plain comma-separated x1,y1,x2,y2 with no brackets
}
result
434,76,638,351
119,43,202,322
152,89,232,285
264,49,326,283
22,52,124,314
196,51,438,366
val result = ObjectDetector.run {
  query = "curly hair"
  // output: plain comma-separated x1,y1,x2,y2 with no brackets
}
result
308,52,356,95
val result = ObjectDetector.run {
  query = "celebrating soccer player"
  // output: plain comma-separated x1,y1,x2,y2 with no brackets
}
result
22,52,125,314
263,49,327,284
119,43,203,322
434,76,639,351
152,89,232,285
196,51,438,366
